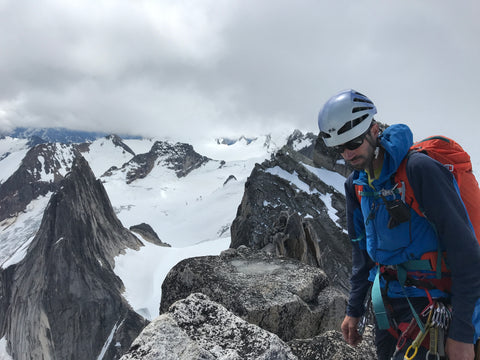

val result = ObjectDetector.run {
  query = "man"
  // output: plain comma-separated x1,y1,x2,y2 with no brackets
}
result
317,89,480,360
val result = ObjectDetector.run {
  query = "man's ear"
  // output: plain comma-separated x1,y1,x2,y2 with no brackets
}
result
371,122,380,138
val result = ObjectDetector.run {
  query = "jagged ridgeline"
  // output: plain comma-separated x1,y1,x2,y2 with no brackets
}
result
230,130,353,292
0,129,377,359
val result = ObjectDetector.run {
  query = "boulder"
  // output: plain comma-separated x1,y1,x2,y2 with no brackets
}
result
288,327,377,360
121,293,298,360
160,246,347,342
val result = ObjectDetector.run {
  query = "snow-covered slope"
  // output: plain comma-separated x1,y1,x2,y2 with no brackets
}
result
0,137,30,184
0,133,295,323
104,136,278,319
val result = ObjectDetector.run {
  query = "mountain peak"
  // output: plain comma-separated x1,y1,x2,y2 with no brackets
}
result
215,136,257,146
1,154,147,359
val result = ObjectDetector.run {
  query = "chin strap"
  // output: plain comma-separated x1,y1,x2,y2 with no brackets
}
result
366,133,381,177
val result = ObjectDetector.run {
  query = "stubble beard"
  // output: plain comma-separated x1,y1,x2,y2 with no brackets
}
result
347,147,376,171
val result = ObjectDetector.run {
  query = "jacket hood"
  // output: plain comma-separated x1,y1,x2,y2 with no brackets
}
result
356,124,413,187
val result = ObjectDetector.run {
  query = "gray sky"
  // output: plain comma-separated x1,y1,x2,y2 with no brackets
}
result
0,0,479,155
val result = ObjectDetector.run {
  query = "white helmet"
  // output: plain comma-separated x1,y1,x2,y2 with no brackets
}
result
318,89,377,147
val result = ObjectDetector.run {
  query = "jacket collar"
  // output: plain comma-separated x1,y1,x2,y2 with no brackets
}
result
353,124,413,188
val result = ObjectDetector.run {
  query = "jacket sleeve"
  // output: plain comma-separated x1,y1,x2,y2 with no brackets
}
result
345,172,375,317
407,152,480,343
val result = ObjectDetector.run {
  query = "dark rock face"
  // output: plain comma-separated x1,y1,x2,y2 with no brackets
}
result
121,293,298,360
123,141,210,183
286,129,318,159
230,144,352,292
160,246,346,342
1,156,148,360
129,223,170,247
223,174,237,186
266,211,322,268
0,143,78,222
312,136,351,177
107,134,136,156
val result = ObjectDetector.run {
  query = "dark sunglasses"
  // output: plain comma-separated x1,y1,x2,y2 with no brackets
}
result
333,132,369,153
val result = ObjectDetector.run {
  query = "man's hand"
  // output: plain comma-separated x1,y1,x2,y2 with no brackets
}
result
341,315,362,346
445,337,474,360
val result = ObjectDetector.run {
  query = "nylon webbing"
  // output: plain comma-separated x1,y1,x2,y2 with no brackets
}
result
372,266,390,330
371,261,433,332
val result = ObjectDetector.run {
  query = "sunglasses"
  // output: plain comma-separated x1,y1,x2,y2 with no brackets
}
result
333,132,369,153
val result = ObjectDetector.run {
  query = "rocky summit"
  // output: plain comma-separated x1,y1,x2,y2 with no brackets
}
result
121,293,298,360
122,246,376,360
160,246,345,341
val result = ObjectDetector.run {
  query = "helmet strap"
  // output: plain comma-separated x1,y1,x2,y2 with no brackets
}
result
365,132,382,176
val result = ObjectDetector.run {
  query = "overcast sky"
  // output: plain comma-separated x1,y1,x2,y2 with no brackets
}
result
0,0,479,155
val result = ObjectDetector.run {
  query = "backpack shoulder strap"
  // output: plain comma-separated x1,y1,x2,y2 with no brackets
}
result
394,150,424,218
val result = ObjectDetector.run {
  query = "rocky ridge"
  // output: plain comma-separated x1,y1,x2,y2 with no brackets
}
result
0,143,79,221
230,139,352,292
120,140,210,183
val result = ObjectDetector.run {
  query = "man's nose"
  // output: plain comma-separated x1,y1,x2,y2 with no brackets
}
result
342,148,355,160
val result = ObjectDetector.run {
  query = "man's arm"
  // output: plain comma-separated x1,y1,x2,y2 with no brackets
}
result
407,152,480,344
344,173,375,318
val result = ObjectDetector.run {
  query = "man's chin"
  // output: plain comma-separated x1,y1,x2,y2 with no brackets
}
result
347,158,366,171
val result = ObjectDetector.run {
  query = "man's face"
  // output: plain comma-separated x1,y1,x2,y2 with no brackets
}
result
336,127,377,170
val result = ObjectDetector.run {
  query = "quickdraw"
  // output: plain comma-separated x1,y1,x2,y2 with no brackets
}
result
395,301,451,360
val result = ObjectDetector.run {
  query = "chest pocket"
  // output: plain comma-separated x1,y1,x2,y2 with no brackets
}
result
359,184,414,260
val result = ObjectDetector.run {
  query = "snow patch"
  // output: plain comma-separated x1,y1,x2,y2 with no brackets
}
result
266,165,345,228
266,166,319,195
114,238,229,320
301,163,346,194
0,194,52,269
0,337,12,360
96,319,125,360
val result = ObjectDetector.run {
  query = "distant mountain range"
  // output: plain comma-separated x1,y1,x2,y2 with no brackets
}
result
3,127,142,144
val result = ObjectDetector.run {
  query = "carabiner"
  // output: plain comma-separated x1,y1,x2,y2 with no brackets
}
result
425,350,440,359
404,344,418,360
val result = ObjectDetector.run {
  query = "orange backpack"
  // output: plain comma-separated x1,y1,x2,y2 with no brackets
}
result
396,136,480,242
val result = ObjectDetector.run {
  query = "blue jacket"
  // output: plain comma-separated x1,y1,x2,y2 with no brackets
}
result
345,124,480,343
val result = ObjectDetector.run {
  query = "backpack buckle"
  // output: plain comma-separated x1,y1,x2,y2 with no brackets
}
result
444,164,454,172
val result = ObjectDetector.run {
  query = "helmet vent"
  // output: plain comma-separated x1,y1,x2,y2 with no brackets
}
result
352,106,374,113
337,114,369,135
353,97,374,105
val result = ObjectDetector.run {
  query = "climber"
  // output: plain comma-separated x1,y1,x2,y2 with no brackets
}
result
316,89,480,360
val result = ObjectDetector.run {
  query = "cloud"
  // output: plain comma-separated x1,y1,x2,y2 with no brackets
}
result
0,0,479,154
